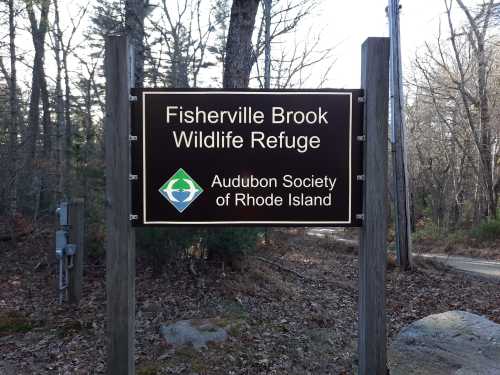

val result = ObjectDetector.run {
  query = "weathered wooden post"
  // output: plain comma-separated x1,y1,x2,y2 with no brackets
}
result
105,35,136,375
358,37,390,375
68,198,84,303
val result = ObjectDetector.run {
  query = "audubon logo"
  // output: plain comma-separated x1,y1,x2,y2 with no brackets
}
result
159,168,203,213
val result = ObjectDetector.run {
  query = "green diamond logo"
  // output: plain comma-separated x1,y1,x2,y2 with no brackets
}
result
159,168,203,213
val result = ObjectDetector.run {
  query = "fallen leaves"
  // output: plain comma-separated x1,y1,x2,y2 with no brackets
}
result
0,229,499,374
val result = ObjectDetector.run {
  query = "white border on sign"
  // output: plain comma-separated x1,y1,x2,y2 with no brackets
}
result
142,91,353,225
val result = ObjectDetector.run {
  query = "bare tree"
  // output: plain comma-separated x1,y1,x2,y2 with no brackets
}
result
7,0,19,238
407,0,499,225
445,0,498,219
52,0,65,201
209,0,231,84
146,0,215,88
250,0,335,88
266,28,337,88
50,1,90,200
126,0,145,87
25,0,50,201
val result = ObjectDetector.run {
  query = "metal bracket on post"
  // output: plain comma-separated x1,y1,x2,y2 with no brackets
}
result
357,175,365,181
129,174,138,181
357,135,366,142
129,135,137,141
129,95,137,102
356,214,364,220
358,96,365,103
129,214,138,221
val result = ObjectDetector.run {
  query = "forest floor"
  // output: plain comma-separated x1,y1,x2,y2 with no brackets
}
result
308,227,500,261
413,237,500,260
1,229,500,375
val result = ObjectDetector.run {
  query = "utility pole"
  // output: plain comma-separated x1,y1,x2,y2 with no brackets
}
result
263,0,272,89
388,0,412,270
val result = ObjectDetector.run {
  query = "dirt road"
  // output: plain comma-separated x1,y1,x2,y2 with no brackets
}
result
307,228,500,280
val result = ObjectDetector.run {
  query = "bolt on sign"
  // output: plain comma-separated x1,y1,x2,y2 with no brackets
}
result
130,89,364,226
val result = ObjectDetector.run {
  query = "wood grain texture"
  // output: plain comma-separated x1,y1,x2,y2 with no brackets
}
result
358,37,390,375
68,198,84,304
104,35,136,375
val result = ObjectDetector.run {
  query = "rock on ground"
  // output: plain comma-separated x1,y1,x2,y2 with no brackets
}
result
160,319,229,350
389,310,500,375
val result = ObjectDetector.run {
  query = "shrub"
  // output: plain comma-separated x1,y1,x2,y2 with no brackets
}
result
203,228,261,257
470,219,500,242
0,311,32,334
136,227,199,273
412,219,441,242
137,227,262,272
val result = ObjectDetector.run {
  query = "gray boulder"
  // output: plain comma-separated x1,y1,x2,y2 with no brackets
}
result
160,319,228,350
389,310,500,375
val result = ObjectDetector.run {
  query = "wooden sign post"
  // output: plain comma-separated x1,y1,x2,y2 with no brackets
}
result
358,37,390,374
103,35,389,375
68,198,84,304
105,35,136,375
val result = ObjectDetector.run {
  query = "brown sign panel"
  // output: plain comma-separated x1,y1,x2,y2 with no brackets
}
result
130,89,363,226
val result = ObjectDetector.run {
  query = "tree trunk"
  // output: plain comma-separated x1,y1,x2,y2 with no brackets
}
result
39,71,52,211
455,0,496,219
8,0,18,239
26,0,50,183
63,47,72,196
83,77,93,210
476,36,494,219
216,0,260,268
223,0,260,88
263,0,271,89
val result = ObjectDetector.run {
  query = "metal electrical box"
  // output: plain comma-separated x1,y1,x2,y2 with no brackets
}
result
55,230,68,257
56,202,69,226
